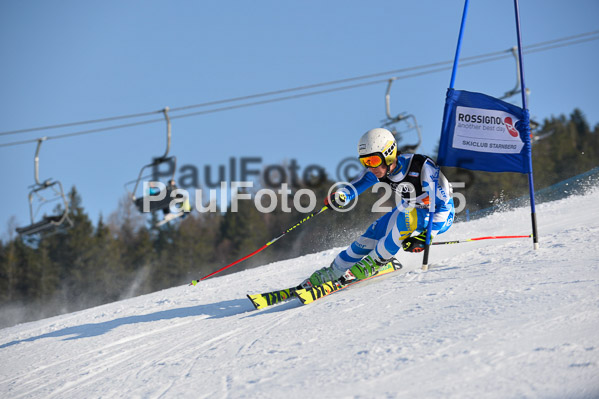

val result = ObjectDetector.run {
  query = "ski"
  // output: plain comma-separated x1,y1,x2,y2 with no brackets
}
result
295,260,402,305
247,287,298,310
155,211,185,227
247,260,402,309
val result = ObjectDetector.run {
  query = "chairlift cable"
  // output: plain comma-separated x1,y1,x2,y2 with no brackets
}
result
0,31,597,149
1,30,595,138
522,35,599,55
0,51,507,137
0,109,164,137
0,118,165,147
520,29,599,50
1,30,596,139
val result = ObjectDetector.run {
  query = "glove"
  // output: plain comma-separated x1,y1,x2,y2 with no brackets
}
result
324,192,347,209
402,231,429,253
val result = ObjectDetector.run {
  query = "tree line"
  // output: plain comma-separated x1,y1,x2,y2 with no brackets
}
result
1,108,597,328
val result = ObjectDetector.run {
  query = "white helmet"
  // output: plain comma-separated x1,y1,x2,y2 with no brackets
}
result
357,128,398,166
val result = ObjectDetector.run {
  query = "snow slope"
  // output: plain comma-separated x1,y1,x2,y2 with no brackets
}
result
1,190,598,398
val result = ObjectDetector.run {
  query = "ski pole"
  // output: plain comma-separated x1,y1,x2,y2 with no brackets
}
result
191,206,329,284
432,234,532,246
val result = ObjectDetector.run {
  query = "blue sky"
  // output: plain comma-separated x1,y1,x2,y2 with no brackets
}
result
1,1,598,239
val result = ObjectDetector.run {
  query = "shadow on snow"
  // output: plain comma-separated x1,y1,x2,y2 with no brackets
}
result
0,297,256,348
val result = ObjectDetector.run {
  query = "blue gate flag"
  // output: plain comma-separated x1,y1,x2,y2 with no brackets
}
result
437,88,532,173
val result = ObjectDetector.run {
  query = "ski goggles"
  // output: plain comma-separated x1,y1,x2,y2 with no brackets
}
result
359,154,384,168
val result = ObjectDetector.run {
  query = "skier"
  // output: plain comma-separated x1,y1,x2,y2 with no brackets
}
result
147,179,192,226
159,179,192,224
305,127,455,287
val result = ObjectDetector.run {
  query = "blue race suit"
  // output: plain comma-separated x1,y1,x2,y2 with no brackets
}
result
333,154,454,270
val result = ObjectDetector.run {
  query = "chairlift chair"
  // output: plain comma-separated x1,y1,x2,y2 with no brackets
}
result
16,137,73,236
128,107,187,220
498,48,542,145
130,156,178,214
499,46,522,100
381,78,423,153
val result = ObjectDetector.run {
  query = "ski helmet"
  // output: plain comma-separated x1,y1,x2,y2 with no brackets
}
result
357,128,398,168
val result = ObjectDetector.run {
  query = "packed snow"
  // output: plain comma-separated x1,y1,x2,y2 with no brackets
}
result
1,189,598,398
